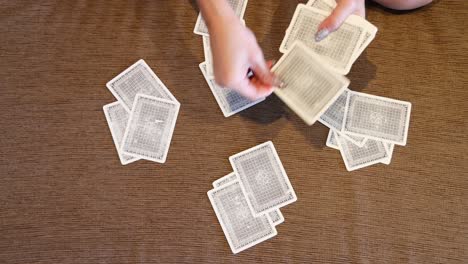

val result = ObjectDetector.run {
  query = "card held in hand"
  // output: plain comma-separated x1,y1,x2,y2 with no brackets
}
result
229,141,297,217
273,42,349,126
207,181,277,254
121,94,180,163
280,4,366,74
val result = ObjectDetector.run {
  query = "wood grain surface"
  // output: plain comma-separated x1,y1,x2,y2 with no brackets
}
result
0,1,466,263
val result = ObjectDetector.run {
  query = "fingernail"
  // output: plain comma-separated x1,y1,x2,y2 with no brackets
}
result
277,79,286,89
315,29,329,42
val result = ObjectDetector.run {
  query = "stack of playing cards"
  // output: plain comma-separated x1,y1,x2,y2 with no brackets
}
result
208,141,297,254
272,1,379,126
103,59,180,165
194,1,264,117
282,2,378,75
321,89,411,171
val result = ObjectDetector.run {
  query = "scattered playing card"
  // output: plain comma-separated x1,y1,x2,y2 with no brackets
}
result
106,59,178,111
326,129,340,150
272,42,349,125
103,102,139,165
229,141,297,216
319,88,349,131
342,91,412,146
381,143,395,165
336,133,389,171
212,172,284,226
121,94,180,163
199,62,265,117
207,180,277,254
202,36,214,77
194,0,248,36
280,4,367,74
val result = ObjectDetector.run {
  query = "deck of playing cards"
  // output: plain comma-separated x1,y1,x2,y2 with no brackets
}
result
208,141,295,254
103,59,180,165
282,2,377,74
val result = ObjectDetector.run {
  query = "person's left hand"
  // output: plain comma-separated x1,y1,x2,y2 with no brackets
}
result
315,0,366,42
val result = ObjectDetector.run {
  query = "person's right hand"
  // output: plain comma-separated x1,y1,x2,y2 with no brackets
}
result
209,16,279,100
315,0,366,42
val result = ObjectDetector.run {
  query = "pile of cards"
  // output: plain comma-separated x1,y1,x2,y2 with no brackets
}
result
282,1,378,75
271,0,377,126
320,89,412,171
103,59,180,165
194,1,263,117
208,141,297,254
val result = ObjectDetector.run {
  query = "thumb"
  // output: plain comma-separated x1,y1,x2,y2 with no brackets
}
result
315,0,356,42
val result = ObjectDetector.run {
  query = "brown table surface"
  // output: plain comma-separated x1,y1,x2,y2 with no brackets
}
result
1,1,467,263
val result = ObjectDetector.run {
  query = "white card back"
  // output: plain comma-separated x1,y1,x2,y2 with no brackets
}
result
229,141,297,217
103,102,139,165
280,4,366,74
106,59,178,111
343,91,412,146
336,133,389,171
121,94,180,163
273,42,349,125
208,181,277,254
326,129,340,150
319,88,349,131
212,172,284,226
194,0,248,36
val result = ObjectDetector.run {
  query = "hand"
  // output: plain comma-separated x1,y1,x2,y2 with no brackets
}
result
315,0,366,42
209,17,279,100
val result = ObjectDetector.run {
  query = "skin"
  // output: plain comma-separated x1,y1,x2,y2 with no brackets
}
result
197,0,433,100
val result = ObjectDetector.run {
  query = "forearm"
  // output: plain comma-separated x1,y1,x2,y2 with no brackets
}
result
196,0,237,30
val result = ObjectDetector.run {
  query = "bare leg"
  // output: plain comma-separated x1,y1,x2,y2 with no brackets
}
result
372,0,433,10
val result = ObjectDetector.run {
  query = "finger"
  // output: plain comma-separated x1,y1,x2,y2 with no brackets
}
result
250,52,277,87
235,77,274,101
315,0,357,42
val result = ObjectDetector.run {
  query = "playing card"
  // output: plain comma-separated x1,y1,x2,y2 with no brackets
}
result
326,129,339,150
194,0,248,36
267,209,285,226
319,88,349,131
103,102,139,165
207,181,277,254
343,91,412,146
342,133,367,147
306,0,335,11
199,62,265,117
212,172,284,226
229,141,297,216
121,94,180,163
381,143,395,165
272,42,349,125
336,133,389,171
106,59,178,111
202,36,214,77
280,4,367,74
213,172,239,189
305,0,378,63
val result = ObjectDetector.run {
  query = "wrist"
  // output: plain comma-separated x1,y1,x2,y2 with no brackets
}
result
197,0,238,30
